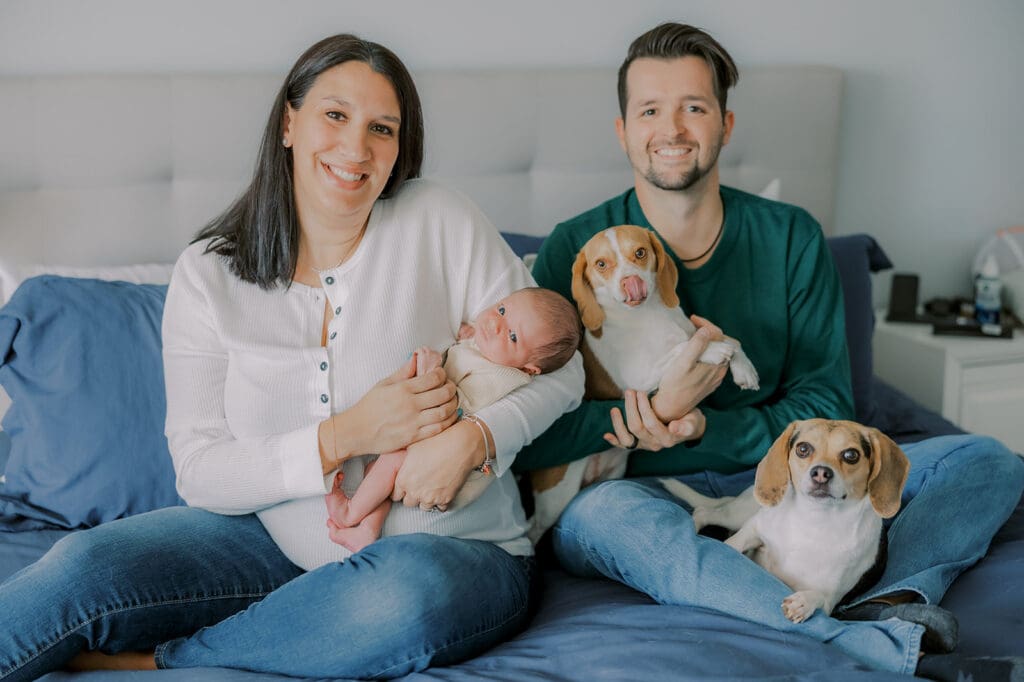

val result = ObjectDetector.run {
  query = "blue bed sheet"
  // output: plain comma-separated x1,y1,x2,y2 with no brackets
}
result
3,492,1022,682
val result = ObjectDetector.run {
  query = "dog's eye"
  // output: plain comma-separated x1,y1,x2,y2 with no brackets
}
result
795,442,813,458
841,449,861,464
634,247,647,259
595,259,607,270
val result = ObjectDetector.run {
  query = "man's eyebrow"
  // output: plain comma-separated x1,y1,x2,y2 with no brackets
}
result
321,96,401,124
634,94,713,109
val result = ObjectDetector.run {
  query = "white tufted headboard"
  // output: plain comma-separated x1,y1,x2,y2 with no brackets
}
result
0,65,842,269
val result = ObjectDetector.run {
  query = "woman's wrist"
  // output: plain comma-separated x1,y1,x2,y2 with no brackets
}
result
462,415,495,474
318,413,358,475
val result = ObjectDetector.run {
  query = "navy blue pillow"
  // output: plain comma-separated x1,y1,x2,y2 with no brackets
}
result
501,232,546,259
0,276,181,531
826,234,893,424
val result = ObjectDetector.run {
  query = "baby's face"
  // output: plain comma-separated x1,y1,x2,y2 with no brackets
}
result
471,290,552,375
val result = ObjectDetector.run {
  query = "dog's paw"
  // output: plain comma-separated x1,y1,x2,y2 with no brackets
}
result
782,591,821,623
699,341,734,366
729,354,760,391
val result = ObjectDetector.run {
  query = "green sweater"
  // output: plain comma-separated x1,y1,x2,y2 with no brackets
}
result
516,186,854,476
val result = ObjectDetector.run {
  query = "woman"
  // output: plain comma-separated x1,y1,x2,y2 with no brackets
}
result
0,34,583,680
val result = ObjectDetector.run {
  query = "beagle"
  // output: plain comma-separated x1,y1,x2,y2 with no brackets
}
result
571,224,758,398
662,419,911,622
526,224,758,543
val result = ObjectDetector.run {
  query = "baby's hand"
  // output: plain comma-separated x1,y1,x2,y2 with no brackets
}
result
414,347,444,376
457,323,475,341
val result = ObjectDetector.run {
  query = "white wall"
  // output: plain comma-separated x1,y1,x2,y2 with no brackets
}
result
2,0,1023,306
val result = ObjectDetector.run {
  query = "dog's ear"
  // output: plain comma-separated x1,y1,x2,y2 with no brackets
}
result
754,421,798,506
648,232,680,309
571,249,604,337
866,428,910,518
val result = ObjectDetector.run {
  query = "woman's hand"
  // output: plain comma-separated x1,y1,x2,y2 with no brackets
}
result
334,354,459,464
392,419,481,510
605,389,707,451
650,318,729,423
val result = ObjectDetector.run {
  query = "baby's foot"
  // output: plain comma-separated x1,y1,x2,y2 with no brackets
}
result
324,472,353,527
326,521,378,553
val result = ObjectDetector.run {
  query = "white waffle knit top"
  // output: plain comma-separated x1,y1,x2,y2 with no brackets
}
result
162,179,585,571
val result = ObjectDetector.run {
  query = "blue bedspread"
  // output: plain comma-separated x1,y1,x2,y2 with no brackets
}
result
4,491,1021,682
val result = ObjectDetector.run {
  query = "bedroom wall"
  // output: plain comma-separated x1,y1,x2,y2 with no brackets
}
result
2,0,1022,307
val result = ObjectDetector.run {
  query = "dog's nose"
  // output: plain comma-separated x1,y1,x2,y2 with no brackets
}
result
809,466,833,484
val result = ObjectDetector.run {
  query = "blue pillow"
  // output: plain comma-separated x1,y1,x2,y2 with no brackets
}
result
501,232,546,259
0,276,181,531
826,234,893,424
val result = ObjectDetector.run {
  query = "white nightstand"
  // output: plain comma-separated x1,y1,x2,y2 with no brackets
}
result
872,315,1024,452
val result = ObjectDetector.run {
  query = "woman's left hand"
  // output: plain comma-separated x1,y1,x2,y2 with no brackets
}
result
392,420,480,511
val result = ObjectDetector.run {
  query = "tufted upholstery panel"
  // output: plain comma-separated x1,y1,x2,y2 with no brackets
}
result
0,66,841,267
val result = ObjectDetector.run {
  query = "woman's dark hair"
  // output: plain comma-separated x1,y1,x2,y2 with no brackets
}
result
195,34,424,288
617,23,739,120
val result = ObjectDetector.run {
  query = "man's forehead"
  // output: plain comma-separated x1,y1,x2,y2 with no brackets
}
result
625,57,716,100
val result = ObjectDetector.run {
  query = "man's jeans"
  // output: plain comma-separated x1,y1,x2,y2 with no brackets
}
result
0,507,537,681
552,434,1024,674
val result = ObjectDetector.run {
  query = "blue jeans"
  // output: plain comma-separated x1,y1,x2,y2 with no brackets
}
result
552,434,1024,675
0,507,537,681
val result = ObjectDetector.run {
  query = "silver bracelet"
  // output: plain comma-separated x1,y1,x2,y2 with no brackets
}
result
462,414,494,475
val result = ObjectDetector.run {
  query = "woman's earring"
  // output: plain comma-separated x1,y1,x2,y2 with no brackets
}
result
282,138,289,147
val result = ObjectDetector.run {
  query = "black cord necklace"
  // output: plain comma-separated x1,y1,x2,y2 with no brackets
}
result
679,214,725,263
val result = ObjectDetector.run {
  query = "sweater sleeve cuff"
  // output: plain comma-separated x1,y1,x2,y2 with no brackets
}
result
279,424,330,497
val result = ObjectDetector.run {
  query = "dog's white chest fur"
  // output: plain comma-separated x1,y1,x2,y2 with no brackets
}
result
585,299,692,393
753,493,881,597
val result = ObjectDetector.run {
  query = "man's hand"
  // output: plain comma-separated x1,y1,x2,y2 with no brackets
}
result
604,390,706,451
650,321,729,423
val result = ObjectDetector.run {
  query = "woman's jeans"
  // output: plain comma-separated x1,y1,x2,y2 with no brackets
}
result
0,508,537,681
552,434,1024,675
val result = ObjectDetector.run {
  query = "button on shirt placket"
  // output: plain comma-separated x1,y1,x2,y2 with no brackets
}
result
320,274,341,411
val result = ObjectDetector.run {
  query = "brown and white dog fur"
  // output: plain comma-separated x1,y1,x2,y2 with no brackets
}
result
661,419,911,622
527,224,759,543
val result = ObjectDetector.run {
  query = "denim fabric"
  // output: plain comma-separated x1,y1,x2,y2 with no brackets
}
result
552,434,1024,675
0,507,537,681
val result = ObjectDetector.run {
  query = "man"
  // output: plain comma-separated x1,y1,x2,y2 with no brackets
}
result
517,22,1024,681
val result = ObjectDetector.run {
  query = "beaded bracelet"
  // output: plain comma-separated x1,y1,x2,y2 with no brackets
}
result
462,414,495,475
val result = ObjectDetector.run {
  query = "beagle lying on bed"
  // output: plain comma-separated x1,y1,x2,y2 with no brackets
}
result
526,224,758,543
662,419,911,622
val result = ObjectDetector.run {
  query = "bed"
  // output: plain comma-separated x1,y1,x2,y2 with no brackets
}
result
1,65,1022,681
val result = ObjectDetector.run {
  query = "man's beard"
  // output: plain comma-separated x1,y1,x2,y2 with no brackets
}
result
638,130,725,192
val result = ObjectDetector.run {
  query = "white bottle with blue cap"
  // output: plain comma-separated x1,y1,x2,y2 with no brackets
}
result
975,253,1002,326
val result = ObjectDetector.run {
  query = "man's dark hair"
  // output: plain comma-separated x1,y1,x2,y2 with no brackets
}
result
195,34,424,289
617,22,739,119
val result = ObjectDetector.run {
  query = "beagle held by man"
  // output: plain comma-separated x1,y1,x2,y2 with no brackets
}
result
526,224,758,542
571,223,758,398
662,419,911,623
